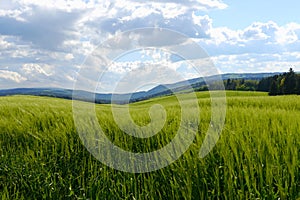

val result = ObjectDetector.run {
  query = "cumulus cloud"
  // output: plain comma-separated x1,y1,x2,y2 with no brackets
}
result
0,0,300,91
241,21,278,41
96,59,197,93
0,70,27,83
83,1,216,39
22,63,53,77
0,8,83,50
211,52,300,74
200,21,300,57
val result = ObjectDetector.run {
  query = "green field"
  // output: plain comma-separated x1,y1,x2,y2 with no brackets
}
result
0,91,299,199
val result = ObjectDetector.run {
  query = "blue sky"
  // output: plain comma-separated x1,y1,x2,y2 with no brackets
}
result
208,0,300,29
0,0,299,92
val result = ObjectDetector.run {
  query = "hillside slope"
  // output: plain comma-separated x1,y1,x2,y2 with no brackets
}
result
0,72,280,104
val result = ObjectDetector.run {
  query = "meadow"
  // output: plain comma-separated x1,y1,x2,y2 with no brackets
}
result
0,91,299,199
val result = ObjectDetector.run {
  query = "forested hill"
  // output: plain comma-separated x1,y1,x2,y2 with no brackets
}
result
257,68,300,95
0,72,288,103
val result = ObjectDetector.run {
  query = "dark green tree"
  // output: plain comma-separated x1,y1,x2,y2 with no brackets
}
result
269,80,278,96
282,68,296,94
226,79,231,89
295,75,300,95
257,76,273,92
258,68,300,96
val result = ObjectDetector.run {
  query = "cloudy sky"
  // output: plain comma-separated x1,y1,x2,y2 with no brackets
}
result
0,0,299,92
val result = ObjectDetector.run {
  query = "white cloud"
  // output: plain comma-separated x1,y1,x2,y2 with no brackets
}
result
0,70,27,83
0,36,12,50
48,52,75,61
275,23,300,45
108,63,186,93
211,52,300,74
80,0,221,39
1,0,300,91
127,0,228,11
241,21,278,41
22,63,53,77
208,26,240,45
15,0,94,11
200,21,300,58
0,6,83,50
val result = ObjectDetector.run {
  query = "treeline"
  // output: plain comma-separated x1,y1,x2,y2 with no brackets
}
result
225,79,258,91
196,79,259,92
196,68,300,96
257,68,300,95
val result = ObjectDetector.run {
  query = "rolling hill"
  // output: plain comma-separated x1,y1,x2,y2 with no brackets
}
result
0,72,280,104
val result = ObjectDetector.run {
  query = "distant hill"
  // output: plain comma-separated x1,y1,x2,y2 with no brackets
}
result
0,72,281,104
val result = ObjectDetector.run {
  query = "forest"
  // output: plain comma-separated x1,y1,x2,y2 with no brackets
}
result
208,68,300,96
257,68,300,95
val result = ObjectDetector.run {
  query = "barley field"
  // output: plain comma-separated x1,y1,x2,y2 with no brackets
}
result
0,91,299,199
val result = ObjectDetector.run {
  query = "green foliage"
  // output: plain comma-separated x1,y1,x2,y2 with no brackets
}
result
258,68,300,96
206,79,259,92
0,92,300,199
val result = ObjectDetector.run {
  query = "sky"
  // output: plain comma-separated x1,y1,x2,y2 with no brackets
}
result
0,0,299,92
208,0,300,29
